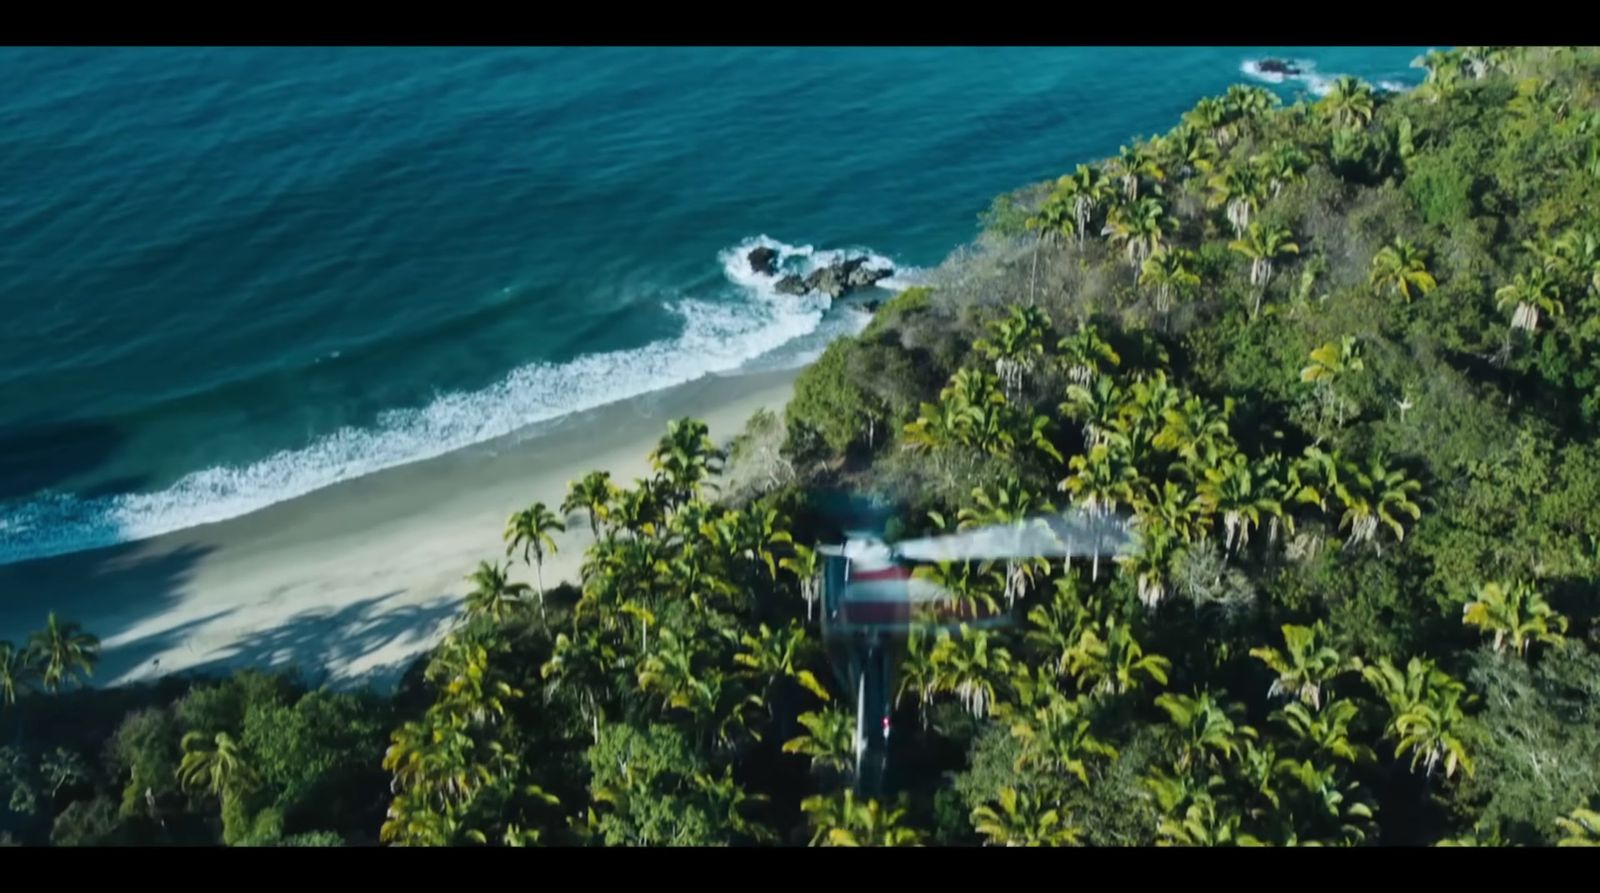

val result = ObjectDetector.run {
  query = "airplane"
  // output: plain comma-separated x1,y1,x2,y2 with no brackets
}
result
809,503,1135,796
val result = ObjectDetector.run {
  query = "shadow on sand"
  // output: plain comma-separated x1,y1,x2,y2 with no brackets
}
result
169,590,462,691
1,538,461,696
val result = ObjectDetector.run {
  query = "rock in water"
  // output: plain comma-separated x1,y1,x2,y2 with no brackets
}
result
809,266,847,299
846,265,893,289
774,274,810,296
1256,58,1301,76
747,246,779,276
779,254,894,300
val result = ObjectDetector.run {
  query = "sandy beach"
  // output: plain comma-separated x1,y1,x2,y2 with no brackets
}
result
0,367,797,691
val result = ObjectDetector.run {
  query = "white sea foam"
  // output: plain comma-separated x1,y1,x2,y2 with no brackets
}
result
0,237,912,565
1240,58,1336,97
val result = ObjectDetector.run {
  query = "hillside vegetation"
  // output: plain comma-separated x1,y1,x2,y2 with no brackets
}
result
6,45,1600,847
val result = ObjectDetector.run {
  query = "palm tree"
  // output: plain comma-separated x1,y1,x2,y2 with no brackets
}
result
1226,83,1279,117
1460,46,1511,81
1028,180,1078,244
974,305,1051,398
0,640,36,708
896,626,943,728
1157,394,1234,469
1229,222,1300,316
1021,409,1066,465
1207,164,1266,236
1496,269,1565,334
1005,676,1118,781
800,791,923,846
1065,616,1171,697
1301,337,1364,387
1288,444,1345,513
1025,578,1096,676
562,470,618,539
1051,164,1113,249
1249,623,1351,710
734,621,832,707
1026,186,1076,300
1184,96,1233,147
902,393,976,455
1061,375,1125,449
427,635,525,725
1196,453,1284,554
504,501,564,616
1413,49,1466,103
1139,248,1202,315
782,706,856,776
610,481,664,538
1059,444,1137,581
716,504,793,581
1132,477,1206,546
1361,656,1474,780
1159,123,1218,179
1274,698,1375,766
461,560,531,624
1254,144,1309,198
1556,806,1600,847
1155,690,1257,772
649,417,724,504
1271,756,1376,844
1334,458,1422,549
1369,237,1439,301
1436,821,1514,847
931,625,1012,719
1321,76,1377,128
1461,580,1569,658
971,788,1083,846
779,543,823,622
1301,337,1364,435
958,477,1055,605
177,730,259,802
1117,515,1184,610
1108,142,1166,203
1102,196,1174,271
1152,791,1259,847
540,629,619,742
905,367,1005,456
1056,323,1121,385
25,613,98,692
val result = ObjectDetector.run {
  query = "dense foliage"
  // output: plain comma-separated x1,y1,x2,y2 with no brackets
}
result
6,46,1600,846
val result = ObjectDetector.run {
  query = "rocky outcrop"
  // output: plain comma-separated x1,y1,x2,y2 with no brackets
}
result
775,255,892,300
746,246,779,276
1256,58,1302,77
774,274,810,296
846,263,892,290
803,266,844,299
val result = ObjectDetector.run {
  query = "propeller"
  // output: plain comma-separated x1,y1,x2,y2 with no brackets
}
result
890,508,1137,564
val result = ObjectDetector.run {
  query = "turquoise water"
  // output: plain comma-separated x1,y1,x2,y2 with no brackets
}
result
0,46,1429,564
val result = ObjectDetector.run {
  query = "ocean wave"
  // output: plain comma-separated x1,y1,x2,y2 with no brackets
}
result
1241,58,1414,98
719,234,923,297
1240,58,1336,97
0,237,908,566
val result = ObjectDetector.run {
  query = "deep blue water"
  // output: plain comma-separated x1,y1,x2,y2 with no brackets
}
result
0,46,1430,564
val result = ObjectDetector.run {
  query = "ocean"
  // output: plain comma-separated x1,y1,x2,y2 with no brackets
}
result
0,46,1430,565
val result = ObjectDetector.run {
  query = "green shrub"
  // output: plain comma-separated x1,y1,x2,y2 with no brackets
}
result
50,796,124,846
107,708,181,820
785,337,889,457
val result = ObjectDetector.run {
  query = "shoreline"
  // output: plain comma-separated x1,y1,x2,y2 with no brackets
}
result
0,366,799,691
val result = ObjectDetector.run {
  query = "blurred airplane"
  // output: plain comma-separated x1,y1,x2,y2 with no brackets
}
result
810,500,1135,795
